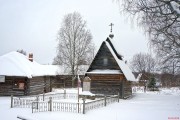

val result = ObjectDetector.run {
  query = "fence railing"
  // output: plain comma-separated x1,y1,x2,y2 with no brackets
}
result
11,93,119,114
11,93,78,108
12,97,35,108
32,98,83,113
106,95,119,105
84,98,104,112
84,95,118,114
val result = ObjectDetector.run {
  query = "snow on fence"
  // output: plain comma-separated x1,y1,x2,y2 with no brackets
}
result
106,95,119,105
11,93,119,114
85,98,104,112
31,95,119,114
12,97,34,108
11,93,78,108
84,95,119,114
32,97,83,113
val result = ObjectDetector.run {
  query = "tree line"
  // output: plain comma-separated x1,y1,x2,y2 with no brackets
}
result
118,0,180,87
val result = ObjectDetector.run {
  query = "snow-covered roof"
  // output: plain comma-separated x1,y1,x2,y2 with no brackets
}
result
105,37,136,81
86,69,122,74
107,37,123,59
0,51,89,78
0,51,59,78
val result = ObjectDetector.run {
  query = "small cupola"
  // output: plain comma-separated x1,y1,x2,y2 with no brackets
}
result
109,23,114,39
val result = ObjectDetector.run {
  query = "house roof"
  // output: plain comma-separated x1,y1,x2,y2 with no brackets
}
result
0,51,88,78
0,51,59,78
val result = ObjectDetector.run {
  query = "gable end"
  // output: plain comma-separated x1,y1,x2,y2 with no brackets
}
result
87,41,122,72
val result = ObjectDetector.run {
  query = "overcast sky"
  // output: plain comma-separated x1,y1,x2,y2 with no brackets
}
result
0,0,149,64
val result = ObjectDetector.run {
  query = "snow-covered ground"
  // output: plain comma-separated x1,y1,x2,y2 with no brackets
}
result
0,88,180,120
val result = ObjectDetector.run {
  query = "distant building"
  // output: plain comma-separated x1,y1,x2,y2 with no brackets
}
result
86,36,136,98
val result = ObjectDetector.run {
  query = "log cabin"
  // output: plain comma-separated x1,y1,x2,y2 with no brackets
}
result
0,51,58,96
86,35,136,98
0,51,88,96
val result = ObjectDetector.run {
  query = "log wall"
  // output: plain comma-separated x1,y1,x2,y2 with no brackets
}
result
87,74,132,98
87,74,124,95
123,80,132,98
28,77,45,95
52,75,84,88
0,76,26,96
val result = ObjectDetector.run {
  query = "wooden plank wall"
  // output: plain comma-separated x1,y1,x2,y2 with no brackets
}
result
52,75,72,88
44,76,51,93
0,77,25,96
88,42,121,71
28,77,45,95
52,75,84,88
88,74,123,95
123,80,132,98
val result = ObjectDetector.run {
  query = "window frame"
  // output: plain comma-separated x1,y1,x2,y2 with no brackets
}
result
13,78,25,90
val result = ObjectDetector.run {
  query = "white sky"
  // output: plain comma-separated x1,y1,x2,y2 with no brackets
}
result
0,0,149,64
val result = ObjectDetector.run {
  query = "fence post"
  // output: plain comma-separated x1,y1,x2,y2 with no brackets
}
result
36,96,39,109
83,97,86,114
104,95,107,106
64,89,66,99
11,95,13,108
36,96,39,102
43,93,45,101
118,93,120,103
49,97,52,111
32,102,33,113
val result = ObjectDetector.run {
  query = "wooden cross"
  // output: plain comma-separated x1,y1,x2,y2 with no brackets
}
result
109,23,114,32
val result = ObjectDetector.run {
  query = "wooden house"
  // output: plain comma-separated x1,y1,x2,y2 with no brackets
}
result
86,36,136,98
0,51,88,96
0,51,57,96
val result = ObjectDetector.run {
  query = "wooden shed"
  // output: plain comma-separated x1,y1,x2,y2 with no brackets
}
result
86,36,136,98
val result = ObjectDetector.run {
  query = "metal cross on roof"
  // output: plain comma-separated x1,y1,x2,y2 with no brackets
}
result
109,23,114,33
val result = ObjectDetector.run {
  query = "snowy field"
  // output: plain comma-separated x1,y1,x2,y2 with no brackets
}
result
0,88,180,120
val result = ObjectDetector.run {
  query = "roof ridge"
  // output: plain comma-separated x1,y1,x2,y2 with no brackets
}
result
106,37,123,60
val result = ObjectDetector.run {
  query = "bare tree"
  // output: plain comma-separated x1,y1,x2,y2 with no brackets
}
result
130,53,156,74
119,0,180,71
17,49,27,56
130,52,157,90
160,58,180,75
53,12,94,76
